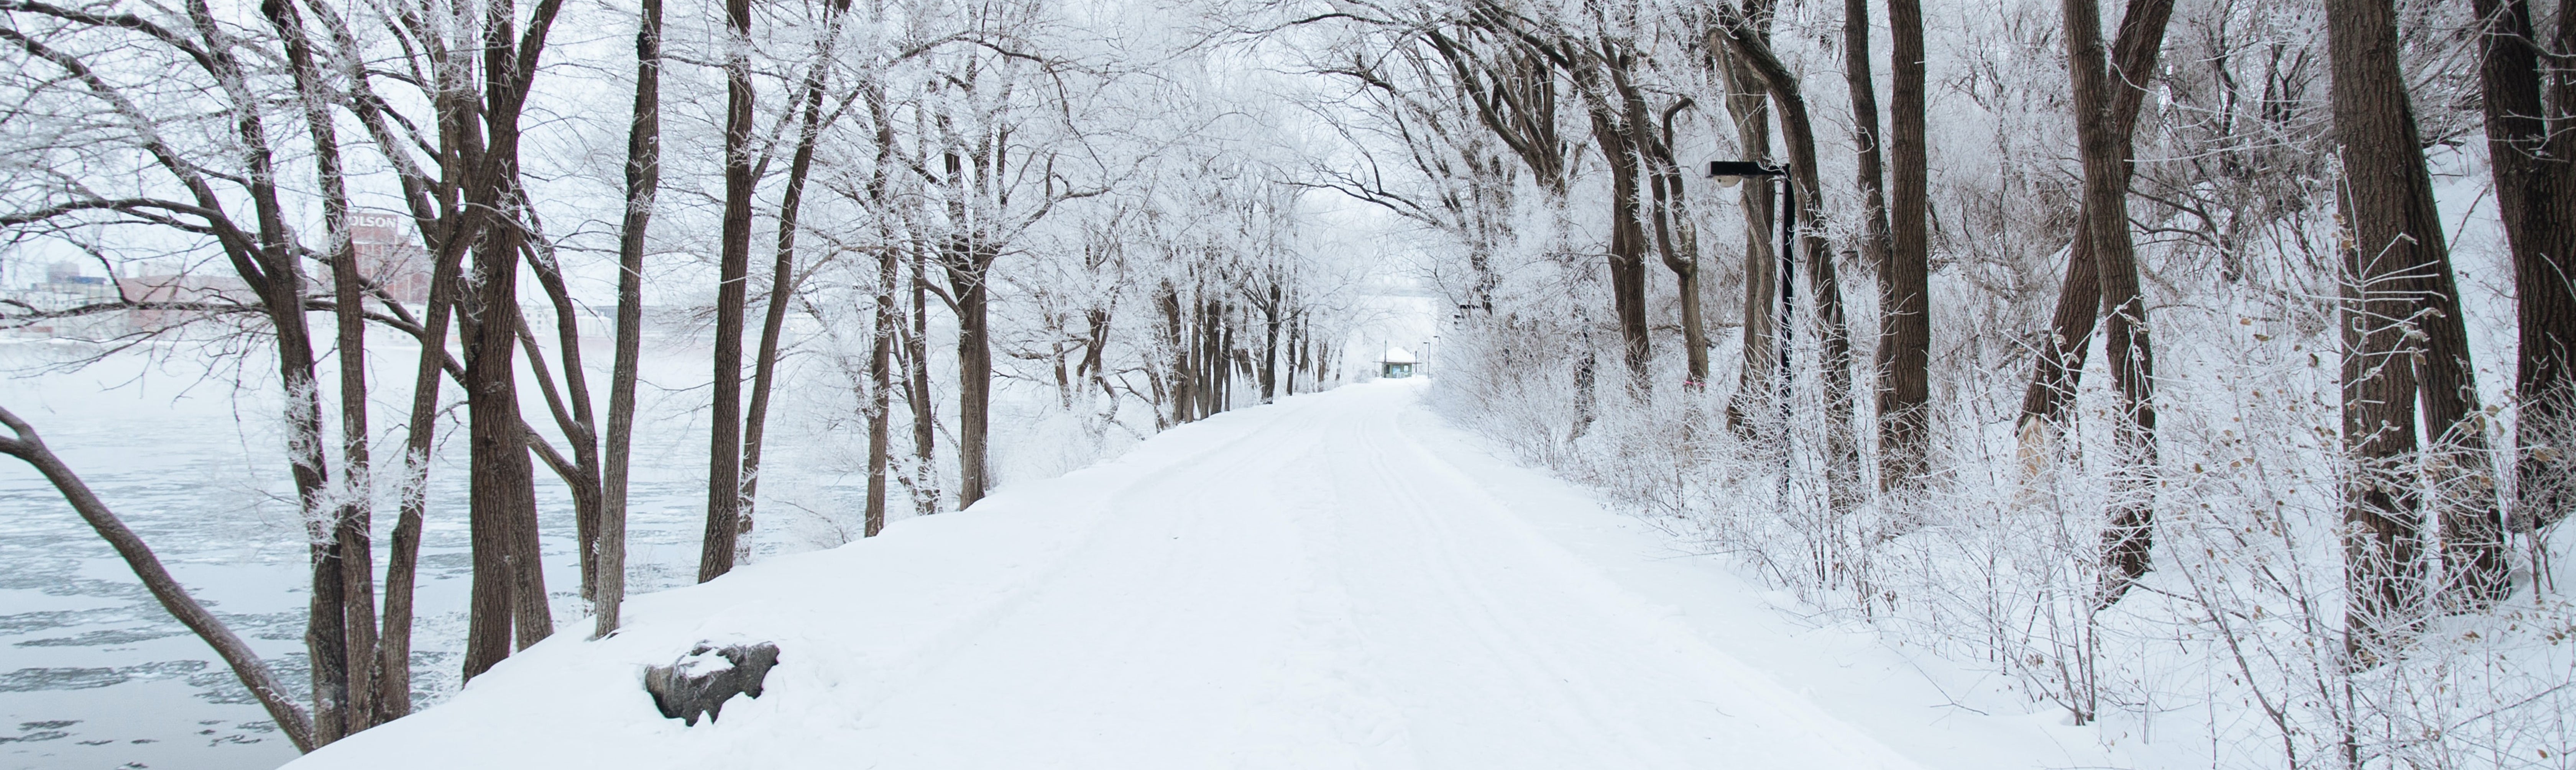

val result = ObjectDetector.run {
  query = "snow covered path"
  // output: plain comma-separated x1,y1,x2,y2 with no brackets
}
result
290,381,2069,770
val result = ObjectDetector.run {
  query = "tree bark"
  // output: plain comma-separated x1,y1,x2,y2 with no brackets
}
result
1262,285,1281,402
299,0,445,719
1199,296,1219,418
700,0,756,582
2061,0,2167,605
1221,310,1238,410
907,245,940,516
2473,0,2575,564
596,0,661,639
377,230,462,716
521,242,600,603
2016,0,2177,446
950,252,993,508
196,0,347,732
1843,0,1893,282
2328,0,2471,657
1161,282,1190,426
1583,68,1654,392
1284,315,1301,397
862,87,900,539
266,0,377,732
867,241,895,537
1880,0,1931,492
1627,66,1707,391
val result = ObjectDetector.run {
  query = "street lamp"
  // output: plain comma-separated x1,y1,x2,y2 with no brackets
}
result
1706,161,1795,419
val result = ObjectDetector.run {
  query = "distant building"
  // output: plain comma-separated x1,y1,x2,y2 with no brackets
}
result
7,214,429,337
116,273,255,304
114,273,256,330
1380,347,1418,378
15,272,117,310
3,263,122,334
352,212,432,303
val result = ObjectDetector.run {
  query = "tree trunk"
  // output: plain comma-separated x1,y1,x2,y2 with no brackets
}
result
2016,0,2176,448
862,85,899,540
700,0,755,582
1219,308,1237,412
2019,223,2104,451
951,256,993,508
378,225,462,716
596,0,660,640
2063,0,2165,606
522,244,600,603
2474,0,2575,565
742,29,839,562
305,0,464,715
1082,306,1114,403
232,84,345,747
1627,68,1707,391
1587,97,1654,392
1261,285,1280,402
0,410,317,752
867,241,895,537
2328,0,2461,658
462,198,552,669
1839,0,1900,478
1718,38,1780,436
1879,0,1931,492
907,246,939,516
463,0,558,674
268,0,379,732
1285,315,1301,397
1199,297,1220,418
1161,283,1190,426
460,195,544,678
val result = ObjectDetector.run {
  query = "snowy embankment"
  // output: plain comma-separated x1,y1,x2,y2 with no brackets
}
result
289,380,2125,770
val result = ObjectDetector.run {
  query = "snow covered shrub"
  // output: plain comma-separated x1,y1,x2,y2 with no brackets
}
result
1428,212,2576,768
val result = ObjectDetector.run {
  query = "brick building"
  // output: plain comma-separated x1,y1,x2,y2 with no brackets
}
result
351,212,432,303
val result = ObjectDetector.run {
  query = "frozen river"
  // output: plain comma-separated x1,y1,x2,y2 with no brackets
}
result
0,338,861,770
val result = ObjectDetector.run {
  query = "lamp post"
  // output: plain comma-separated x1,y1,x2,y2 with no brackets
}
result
1707,161,1795,423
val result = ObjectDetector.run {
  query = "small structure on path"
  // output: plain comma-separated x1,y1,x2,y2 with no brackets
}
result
1380,347,1418,379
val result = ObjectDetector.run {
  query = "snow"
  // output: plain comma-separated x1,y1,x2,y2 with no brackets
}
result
1382,347,1418,364
289,380,2124,770
670,650,734,678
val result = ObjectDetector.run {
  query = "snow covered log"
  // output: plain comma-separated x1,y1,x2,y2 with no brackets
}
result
642,642,781,726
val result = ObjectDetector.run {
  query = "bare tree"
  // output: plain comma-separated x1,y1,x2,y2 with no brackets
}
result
1712,0,1862,512
2015,0,2175,451
264,0,377,733
742,0,858,565
324,0,571,685
907,242,941,515
0,0,414,736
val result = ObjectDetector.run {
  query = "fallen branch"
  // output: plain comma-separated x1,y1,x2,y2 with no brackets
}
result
0,406,317,752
